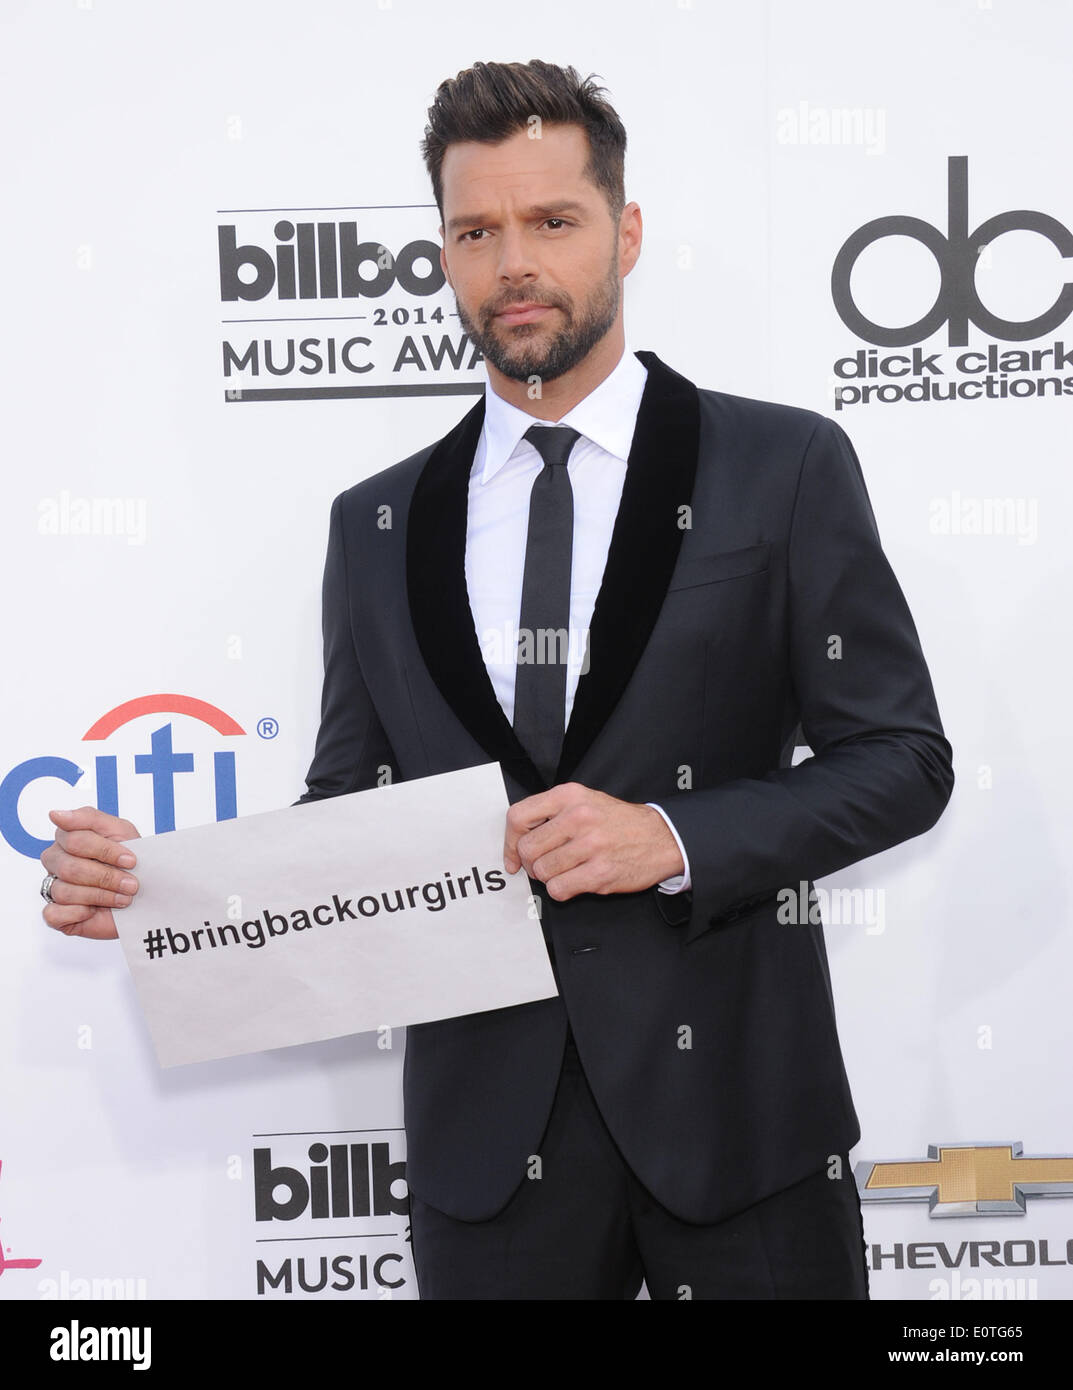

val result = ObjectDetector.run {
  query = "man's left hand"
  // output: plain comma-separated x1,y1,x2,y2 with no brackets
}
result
503,782,684,900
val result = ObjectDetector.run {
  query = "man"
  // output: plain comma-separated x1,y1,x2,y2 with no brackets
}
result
40,59,954,1300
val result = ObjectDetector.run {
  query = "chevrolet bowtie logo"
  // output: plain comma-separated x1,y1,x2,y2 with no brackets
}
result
854,1143,1073,1217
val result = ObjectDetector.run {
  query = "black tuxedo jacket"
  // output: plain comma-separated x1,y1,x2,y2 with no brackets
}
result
298,349,954,1224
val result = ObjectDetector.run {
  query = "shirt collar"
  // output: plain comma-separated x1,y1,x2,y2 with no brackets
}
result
478,342,648,485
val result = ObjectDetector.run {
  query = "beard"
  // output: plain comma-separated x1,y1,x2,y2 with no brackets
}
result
454,251,621,383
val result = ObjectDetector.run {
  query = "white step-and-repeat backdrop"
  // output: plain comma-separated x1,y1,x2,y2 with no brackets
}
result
2,0,1070,1301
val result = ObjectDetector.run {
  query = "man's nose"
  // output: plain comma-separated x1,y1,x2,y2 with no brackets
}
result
495,225,540,283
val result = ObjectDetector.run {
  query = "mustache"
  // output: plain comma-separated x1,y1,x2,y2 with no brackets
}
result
486,293,568,317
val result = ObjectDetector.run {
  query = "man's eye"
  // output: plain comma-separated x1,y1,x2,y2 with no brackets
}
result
460,229,486,242
544,218,566,230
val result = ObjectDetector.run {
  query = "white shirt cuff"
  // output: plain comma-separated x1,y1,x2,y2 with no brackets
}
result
645,803,692,894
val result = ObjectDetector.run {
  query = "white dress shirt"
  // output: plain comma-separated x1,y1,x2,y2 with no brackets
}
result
464,342,691,893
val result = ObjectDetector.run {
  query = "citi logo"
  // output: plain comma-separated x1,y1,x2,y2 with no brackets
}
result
219,221,444,302
0,694,245,860
0,1160,42,1282
255,1141,408,1221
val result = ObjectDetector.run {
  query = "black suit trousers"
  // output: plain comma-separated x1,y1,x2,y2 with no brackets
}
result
408,1033,870,1301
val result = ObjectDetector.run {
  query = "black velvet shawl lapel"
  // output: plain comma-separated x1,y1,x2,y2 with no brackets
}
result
406,350,700,794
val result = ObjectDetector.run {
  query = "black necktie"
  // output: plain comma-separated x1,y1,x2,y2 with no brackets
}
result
512,424,581,784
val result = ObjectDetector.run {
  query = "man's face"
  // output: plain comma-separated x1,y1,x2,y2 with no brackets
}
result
438,124,632,383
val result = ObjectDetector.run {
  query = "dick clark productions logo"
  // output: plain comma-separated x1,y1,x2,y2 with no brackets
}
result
832,156,1073,347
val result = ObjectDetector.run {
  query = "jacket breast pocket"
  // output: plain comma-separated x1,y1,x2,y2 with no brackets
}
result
666,542,770,592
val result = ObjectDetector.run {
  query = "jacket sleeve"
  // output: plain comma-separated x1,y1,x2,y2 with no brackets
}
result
655,416,954,945
294,491,399,805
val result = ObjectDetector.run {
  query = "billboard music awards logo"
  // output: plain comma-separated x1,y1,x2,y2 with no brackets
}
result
253,1130,412,1298
856,1142,1073,1301
218,204,485,403
830,157,1073,411
0,694,250,859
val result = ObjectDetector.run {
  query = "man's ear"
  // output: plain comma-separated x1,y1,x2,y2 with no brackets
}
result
619,201,643,278
439,235,452,289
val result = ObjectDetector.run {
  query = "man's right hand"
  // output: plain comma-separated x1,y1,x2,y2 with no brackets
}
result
40,806,142,940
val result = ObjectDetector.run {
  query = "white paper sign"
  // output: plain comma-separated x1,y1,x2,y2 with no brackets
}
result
114,763,558,1067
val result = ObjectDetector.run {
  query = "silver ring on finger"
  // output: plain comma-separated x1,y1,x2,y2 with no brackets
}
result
41,873,59,904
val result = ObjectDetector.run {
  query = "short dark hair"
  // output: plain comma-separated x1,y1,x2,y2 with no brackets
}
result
421,60,627,224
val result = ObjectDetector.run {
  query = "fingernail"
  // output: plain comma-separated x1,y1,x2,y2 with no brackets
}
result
114,894,132,907
118,853,136,868
120,876,138,893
